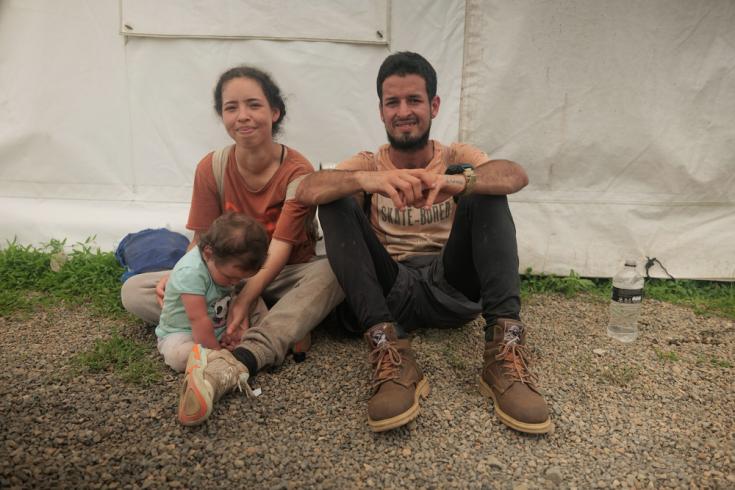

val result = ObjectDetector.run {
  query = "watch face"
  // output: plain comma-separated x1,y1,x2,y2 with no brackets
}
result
446,163,474,175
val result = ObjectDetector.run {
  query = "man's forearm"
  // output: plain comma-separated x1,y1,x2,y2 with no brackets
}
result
296,170,364,205
473,159,529,195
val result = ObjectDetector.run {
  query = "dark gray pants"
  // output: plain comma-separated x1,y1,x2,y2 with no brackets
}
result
318,194,521,335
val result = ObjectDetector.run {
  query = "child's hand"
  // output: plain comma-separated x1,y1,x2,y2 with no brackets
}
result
220,328,244,351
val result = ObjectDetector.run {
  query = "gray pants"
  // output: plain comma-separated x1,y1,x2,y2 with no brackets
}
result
120,257,344,370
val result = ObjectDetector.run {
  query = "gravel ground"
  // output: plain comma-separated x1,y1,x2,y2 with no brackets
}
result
1,294,733,489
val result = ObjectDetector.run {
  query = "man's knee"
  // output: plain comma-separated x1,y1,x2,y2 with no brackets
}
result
318,197,360,229
458,193,514,225
459,193,508,209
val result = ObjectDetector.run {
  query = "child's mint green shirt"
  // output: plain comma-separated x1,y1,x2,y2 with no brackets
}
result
155,247,233,339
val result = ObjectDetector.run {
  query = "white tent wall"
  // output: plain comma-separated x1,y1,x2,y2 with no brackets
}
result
1,1,733,280
0,0,465,249
462,0,735,279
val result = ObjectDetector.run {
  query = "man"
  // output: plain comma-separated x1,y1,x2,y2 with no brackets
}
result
296,51,551,434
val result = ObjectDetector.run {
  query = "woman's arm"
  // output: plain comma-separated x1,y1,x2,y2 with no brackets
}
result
181,293,221,349
225,238,293,335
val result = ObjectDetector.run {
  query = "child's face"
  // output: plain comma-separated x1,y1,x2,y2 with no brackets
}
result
204,254,255,287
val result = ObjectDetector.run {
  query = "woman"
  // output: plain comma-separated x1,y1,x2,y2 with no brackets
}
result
121,66,344,425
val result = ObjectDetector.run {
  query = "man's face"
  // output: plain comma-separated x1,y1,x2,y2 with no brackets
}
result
379,74,440,151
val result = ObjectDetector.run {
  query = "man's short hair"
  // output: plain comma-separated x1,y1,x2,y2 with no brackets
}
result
376,51,437,102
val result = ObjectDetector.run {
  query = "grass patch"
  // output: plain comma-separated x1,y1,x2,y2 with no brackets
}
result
654,349,679,362
72,332,162,385
521,268,607,299
0,238,125,317
521,268,734,320
645,279,735,319
3,238,732,323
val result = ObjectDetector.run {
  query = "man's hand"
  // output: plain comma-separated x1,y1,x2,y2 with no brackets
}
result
420,173,466,209
356,169,432,209
155,273,170,307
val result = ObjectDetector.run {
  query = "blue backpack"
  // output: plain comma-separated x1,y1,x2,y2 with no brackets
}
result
115,228,190,282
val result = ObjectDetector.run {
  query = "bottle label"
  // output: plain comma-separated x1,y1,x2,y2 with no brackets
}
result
612,287,644,304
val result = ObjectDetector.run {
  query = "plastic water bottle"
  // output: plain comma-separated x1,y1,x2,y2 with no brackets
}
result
607,260,644,342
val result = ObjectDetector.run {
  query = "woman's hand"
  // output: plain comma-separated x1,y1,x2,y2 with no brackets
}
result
155,273,171,307
225,238,292,334
225,295,255,337
220,328,245,351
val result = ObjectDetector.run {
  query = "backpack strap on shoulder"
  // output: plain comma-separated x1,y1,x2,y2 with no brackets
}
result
211,144,233,212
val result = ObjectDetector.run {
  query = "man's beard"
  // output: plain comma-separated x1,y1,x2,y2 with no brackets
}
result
386,123,431,151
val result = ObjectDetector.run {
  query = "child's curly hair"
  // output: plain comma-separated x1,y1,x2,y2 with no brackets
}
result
198,212,268,271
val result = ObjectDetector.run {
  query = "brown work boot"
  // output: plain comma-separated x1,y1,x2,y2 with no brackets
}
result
364,322,430,432
479,319,552,434
178,345,254,426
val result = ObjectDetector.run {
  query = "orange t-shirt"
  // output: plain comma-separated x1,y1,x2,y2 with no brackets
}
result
187,145,315,264
337,141,490,261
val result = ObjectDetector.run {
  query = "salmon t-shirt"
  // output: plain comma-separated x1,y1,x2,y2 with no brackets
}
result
337,141,490,261
187,145,316,265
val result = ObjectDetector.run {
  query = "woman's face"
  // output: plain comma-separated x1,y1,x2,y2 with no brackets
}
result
221,77,280,148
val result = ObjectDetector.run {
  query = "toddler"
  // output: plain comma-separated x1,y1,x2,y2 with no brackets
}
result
155,212,268,370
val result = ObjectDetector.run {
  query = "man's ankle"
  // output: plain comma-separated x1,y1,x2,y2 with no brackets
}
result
232,347,258,375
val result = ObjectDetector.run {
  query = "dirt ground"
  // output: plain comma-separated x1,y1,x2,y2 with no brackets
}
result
1,294,733,489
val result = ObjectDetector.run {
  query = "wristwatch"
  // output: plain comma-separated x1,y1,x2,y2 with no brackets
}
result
446,163,476,200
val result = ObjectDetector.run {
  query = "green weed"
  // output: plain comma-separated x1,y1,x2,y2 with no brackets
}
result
521,268,608,299
697,355,733,369
710,358,732,369
72,332,162,385
0,238,125,317
599,365,639,386
654,349,679,362
645,279,735,320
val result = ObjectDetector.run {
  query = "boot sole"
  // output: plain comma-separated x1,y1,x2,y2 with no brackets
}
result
368,378,430,432
178,346,213,426
478,377,552,434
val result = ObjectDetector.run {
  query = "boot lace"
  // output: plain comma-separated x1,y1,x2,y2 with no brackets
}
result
496,336,537,386
368,341,402,391
212,363,256,399
235,371,256,399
